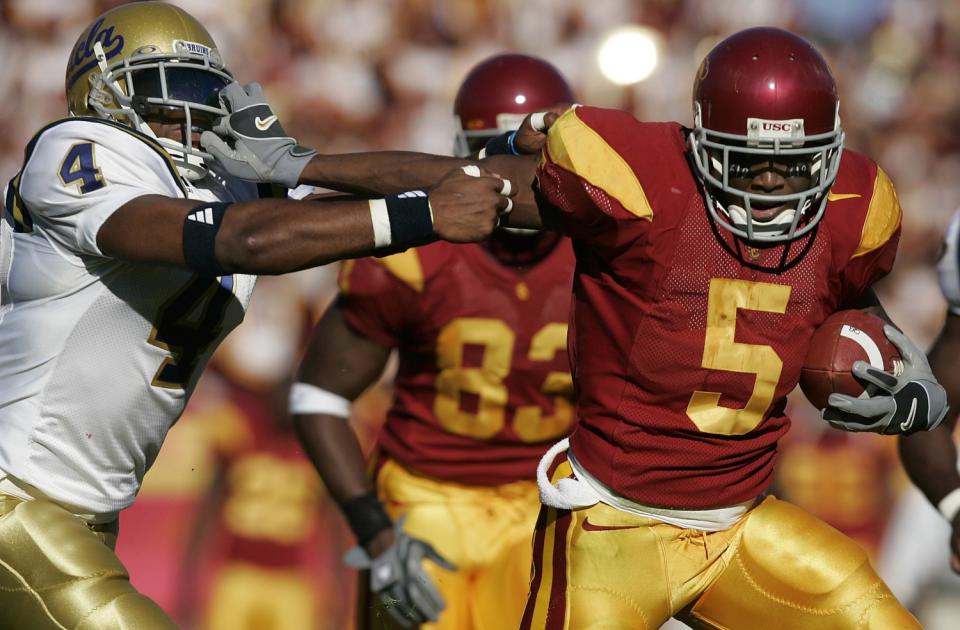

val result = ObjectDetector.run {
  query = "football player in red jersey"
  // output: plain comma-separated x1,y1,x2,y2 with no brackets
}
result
290,55,577,629
505,29,946,629
203,29,948,629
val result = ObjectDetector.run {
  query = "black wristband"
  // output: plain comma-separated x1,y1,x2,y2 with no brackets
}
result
384,191,435,250
482,131,518,157
182,202,231,276
341,491,392,546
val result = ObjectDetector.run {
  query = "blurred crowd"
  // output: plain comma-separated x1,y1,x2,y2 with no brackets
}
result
2,0,960,627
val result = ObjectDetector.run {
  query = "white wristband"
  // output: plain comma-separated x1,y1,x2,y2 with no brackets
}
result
368,198,391,248
938,487,960,523
289,382,353,418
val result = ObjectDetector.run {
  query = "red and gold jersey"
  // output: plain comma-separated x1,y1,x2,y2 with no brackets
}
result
537,106,901,509
339,239,576,485
212,386,324,567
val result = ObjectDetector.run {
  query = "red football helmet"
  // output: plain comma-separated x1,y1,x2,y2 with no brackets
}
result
689,27,844,243
453,53,573,157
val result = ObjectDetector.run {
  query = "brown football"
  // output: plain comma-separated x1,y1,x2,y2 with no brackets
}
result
799,310,902,410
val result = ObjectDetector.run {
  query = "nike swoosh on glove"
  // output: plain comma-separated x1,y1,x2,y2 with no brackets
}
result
200,81,316,188
822,324,949,435
343,516,456,628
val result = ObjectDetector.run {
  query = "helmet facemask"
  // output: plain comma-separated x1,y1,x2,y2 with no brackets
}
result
688,103,844,243
690,103,845,244
87,40,232,180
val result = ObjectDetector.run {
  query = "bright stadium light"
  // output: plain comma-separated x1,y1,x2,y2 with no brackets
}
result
597,26,660,86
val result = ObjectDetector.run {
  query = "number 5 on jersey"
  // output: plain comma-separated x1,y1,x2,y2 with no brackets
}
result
687,278,792,435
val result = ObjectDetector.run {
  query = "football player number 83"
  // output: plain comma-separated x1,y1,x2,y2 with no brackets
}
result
434,319,574,442
687,278,792,435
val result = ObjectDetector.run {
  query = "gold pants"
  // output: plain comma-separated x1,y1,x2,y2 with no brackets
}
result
205,561,319,630
522,465,920,630
0,494,177,629
359,458,541,630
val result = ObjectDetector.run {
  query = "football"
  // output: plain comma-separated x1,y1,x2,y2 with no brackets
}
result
799,310,902,410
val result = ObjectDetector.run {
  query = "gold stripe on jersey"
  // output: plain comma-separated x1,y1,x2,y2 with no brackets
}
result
852,166,901,259
5,173,32,234
545,108,653,220
378,249,424,292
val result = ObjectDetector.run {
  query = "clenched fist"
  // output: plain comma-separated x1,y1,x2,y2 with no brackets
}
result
512,107,571,155
429,166,515,243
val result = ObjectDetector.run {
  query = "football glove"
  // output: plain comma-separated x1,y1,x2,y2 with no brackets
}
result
343,516,455,628
200,81,316,187
822,324,948,435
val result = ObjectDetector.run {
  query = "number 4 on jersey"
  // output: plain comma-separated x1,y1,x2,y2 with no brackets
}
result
58,142,106,194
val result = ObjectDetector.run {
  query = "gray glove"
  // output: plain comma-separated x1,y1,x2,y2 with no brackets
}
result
344,516,455,628
200,82,316,187
822,324,948,435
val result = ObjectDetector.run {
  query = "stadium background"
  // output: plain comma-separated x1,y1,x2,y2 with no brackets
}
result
2,0,960,627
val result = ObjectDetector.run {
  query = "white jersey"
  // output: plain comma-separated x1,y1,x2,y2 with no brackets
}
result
937,208,960,315
0,117,258,517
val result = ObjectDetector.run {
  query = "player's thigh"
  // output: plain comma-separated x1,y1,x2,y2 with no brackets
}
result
685,497,920,630
376,459,470,566
522,502,675,630
359,463,471,630
471,497,539,630
0,496,176,630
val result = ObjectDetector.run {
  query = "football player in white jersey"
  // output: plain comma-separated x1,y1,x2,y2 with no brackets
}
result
0,3,515,628
898,209,960,576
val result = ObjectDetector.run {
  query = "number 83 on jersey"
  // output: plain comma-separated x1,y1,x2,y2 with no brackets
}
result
434,318,574,443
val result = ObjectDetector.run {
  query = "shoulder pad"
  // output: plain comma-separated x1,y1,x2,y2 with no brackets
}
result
377,248,425,292
545,106,654,220
825,151,901,260
853,165,901,259
24,117,186,195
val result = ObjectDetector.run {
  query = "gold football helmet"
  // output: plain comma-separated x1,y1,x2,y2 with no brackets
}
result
65,2,233,179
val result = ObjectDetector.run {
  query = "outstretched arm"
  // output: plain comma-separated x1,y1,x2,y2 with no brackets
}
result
200,82,553,230
96,166,510,275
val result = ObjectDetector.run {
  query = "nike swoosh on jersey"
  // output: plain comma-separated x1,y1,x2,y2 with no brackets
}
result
255,115,278,131
581,517,641,532
827,192,862,202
